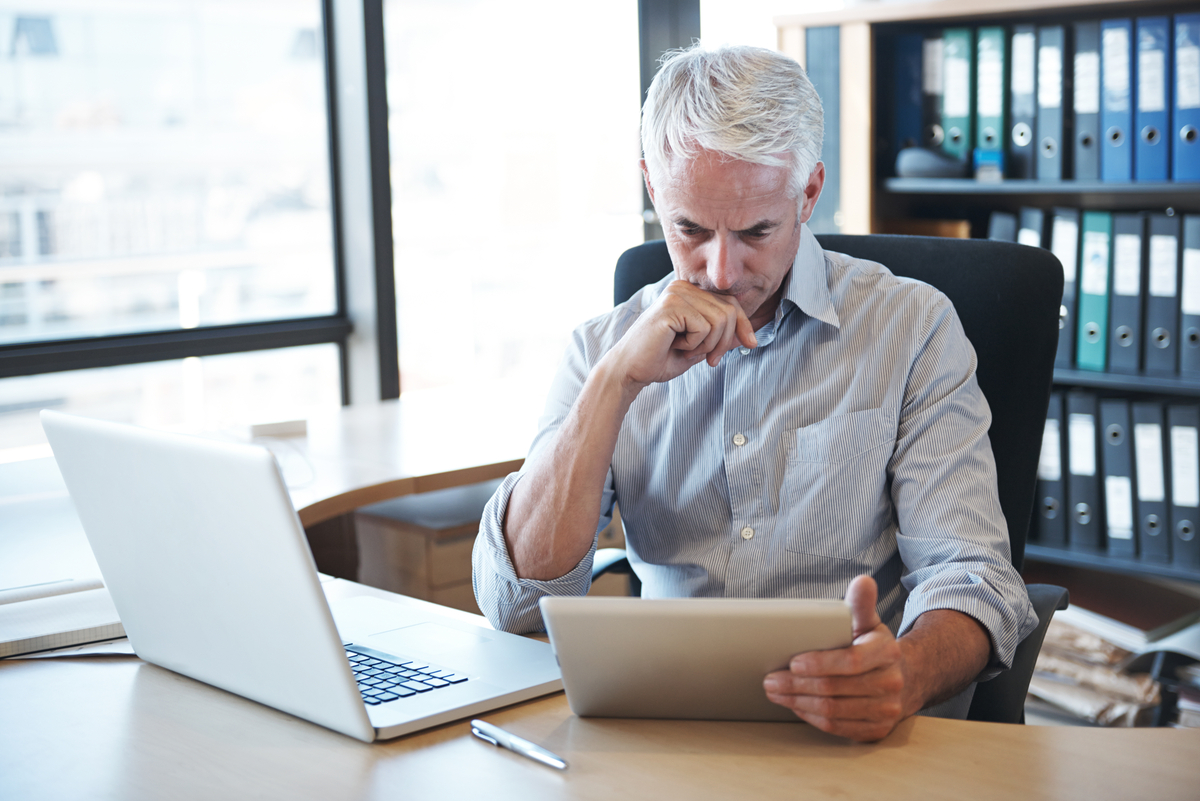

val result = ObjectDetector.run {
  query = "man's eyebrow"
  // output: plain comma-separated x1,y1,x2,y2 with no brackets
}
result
671,216,706,230
737,220,780,235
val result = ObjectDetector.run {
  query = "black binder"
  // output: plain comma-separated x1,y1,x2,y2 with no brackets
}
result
1017,207,1045,248
987,211,1017,241
1034,391,1068,547
1067,391,1103,551
1100,399,1136,560
1050,208,1080,368
1107,212,1145,375
922,35,945,151
1181,216,1200,378
1168,404,1200,569
1144,214,1182,376
1009,25,1037,179
1036,25,1069,180
1132,401,1171,564
1072,21,1101,181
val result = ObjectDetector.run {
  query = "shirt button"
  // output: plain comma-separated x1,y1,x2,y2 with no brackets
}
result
739,347,751,355
741,526,754,540
733,433,746,446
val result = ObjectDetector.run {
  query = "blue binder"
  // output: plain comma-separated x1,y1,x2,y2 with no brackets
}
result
1174,13,1200,182
1101,19,1134,182
1135,17,1171,182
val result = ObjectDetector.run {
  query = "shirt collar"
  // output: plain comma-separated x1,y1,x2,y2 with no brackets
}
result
758,224,840,345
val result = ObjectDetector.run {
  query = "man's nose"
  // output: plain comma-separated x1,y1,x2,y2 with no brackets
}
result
705,235,742,291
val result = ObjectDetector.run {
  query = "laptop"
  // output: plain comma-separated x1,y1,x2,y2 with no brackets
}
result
540,596,852,721
40,410,561,743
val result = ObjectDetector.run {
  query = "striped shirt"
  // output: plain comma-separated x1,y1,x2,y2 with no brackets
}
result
473,224,1038,677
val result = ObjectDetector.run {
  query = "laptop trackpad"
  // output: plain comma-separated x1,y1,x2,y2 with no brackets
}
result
367,622,493,663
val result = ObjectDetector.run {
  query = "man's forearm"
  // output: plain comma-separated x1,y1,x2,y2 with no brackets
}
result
897,609,991,715
504,358,640,580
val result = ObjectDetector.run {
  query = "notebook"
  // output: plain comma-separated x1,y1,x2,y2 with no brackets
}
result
540,596,852,721
40,410,561,742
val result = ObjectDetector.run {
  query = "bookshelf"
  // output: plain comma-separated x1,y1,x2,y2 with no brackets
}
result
776,0,1200,584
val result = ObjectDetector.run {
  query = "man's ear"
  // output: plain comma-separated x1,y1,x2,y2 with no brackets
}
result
640,159,657,206
798,162,826,225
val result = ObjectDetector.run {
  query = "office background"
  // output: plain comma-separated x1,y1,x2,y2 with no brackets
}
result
0,0,853,461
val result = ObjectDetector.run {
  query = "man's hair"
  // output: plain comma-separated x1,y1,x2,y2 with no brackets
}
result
640,44,824,205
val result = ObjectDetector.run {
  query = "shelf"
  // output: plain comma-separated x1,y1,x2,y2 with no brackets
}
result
1053,369,1200,398
1025,544,1200,583
883,179,1200,208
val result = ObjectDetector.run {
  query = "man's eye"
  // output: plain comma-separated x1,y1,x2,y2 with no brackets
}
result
742,229,770,240
679,226,703,237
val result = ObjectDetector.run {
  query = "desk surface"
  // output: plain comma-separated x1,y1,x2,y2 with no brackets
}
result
272,389,536,527
2,580,1198,801
1,391,537,591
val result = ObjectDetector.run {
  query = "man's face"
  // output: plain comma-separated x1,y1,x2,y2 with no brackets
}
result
642,149,824,331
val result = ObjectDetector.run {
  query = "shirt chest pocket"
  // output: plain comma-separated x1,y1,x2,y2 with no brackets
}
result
781,409,896,559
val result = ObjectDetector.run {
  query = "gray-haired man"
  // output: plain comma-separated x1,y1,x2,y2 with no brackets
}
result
472,44,1037,742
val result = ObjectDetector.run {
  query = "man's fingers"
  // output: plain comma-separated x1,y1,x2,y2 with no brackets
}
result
846,574,882,639
787,625,900,677
764,689,904,723
763,665,902,698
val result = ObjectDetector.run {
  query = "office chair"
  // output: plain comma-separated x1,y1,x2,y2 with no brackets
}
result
594,234,1070,725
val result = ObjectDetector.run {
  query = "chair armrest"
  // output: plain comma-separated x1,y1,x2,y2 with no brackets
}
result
591,548,641,596
967,583,1070,724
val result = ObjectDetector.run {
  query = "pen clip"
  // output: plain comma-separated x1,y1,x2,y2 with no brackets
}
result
471,726,499,746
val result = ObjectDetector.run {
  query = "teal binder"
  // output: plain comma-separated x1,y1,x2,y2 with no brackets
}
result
1077,211,1114,371
975,26,1007,178
941,28,974,162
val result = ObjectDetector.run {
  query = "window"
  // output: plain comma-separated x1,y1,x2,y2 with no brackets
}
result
381,0,643,395
0,0,348,447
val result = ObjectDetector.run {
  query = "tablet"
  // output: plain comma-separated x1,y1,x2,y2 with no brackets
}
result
539,596,852,721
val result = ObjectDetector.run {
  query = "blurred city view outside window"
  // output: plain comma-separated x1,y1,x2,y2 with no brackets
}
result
0,343,342,460
0,0,336,344
0,0,340,452
382,0,643,396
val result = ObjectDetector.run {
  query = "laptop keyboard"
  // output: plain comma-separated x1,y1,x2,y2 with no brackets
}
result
345,644,469,706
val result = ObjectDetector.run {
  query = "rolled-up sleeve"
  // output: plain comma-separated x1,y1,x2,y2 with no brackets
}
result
890,293,1038,677
472,323,620,633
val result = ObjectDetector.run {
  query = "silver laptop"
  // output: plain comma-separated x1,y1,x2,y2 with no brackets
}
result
540,596,851,721
41,410,561,742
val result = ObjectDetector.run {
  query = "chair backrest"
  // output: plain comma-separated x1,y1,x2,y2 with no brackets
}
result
612,235,1064,570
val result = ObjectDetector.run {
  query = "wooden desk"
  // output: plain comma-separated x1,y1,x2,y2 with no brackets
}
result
279,389,536,528
1,390,537,588
2,580,1198,800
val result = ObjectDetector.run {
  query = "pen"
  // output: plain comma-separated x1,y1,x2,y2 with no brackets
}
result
470,719,568,770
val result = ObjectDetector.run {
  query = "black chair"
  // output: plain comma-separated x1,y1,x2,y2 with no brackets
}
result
594,234,1070,724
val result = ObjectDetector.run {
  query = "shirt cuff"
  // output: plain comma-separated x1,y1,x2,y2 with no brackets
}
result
471,471,598,633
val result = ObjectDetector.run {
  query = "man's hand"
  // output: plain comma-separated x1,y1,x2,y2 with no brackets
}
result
763,576,908,742
605,280,758,392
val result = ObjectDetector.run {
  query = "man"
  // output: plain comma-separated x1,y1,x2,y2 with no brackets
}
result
472,44,1037,742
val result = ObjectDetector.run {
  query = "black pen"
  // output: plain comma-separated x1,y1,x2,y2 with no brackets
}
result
470,719,568,770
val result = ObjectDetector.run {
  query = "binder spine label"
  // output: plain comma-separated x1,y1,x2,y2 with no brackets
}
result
1012,33,1035,102
1105,476,1134,539
1039,419,1062,480
1138,40,1167,113
1113,234,1141,296
923,39,944,94
945,54,970,117
1184,249,1200,316
1070,414,1097,475
1038,44,1063,108
1075,52,1100,114
1134,423,1166,501
1181,45,1200,109
1149,235,1179,296
1081,232,1110,295
1171,426,1200,507
1104,27,1131,111
1052,217,1079,283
